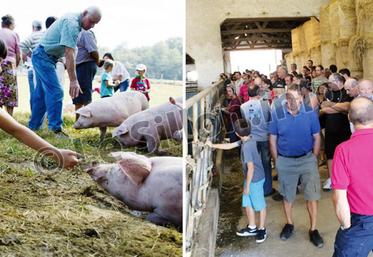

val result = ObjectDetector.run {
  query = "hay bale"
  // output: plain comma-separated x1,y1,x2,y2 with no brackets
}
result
310,46,322,65
338,0,356,41
363,48,373,80
356,0,373,37
336,44,350,68
353,0,373,78
320,4,331,43
321,43,337,67
329,0,341,44
291,27,303,55
303,17,321,52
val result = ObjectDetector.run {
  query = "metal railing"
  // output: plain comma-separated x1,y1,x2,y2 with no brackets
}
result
185,80,225,256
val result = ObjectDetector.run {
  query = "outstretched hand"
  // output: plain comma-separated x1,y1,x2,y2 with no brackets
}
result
56,149,80,169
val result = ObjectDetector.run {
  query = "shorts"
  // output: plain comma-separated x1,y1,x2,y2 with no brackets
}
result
325,131,351,160
276,152,320,202
73,61,97,105
242,179,266,211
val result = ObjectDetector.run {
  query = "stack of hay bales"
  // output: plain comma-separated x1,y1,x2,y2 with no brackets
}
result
320,4,336,67
285,0,372,79
289,18,321,72
291,26,305,68
352,0,373,79
335,0,358,74
303,17,321,65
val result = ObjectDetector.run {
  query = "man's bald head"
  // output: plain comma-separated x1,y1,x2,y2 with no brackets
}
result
349,97,373,127
358,79,373,98
81,6,101,30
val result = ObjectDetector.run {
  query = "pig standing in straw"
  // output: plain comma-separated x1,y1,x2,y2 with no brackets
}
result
73,91,149,141
87,151,182,228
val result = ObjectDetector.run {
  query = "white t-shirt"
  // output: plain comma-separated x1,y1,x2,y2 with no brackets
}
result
112,61,130,82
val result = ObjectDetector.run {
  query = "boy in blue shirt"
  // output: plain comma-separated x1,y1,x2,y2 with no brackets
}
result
207,119,267,243
100,61,118,98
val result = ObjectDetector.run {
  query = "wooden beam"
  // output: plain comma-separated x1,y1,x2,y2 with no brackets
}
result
224,46,292,51
222,17,310,23
221,28,291,35
222,34,291,44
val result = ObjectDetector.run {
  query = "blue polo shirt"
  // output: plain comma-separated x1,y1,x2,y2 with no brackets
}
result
269,105,320,156
40,13,82,58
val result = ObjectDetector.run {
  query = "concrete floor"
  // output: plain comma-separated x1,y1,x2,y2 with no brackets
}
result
215,152,373,257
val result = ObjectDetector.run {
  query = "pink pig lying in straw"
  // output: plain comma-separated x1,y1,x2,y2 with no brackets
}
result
86,151,182,229
112,97,183,153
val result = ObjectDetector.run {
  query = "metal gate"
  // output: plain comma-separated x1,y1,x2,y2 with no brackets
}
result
185,80,225,256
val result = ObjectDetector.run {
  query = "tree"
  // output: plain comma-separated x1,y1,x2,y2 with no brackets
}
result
100,37,182,80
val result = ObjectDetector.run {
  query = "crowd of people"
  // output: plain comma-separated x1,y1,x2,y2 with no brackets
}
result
0,7,151,138
210,60,373,255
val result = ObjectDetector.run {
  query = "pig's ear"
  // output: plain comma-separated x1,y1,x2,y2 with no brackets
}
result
117,154,152,186
76,108,92,118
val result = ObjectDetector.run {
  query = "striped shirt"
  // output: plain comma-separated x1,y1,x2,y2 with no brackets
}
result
20,30,44,67
20,30,44,56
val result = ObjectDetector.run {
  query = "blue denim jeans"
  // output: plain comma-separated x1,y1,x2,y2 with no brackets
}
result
29,45,63,131
256,141,272,195
119,79,130,92
333,213,373,257
27,68,35,112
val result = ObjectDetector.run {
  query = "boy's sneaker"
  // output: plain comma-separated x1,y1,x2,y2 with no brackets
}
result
236,226,257,237
280,223,294,240
256,228,267,243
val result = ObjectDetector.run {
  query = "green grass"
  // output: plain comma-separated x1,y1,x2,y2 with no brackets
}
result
0,76,183,256
15,74,183,114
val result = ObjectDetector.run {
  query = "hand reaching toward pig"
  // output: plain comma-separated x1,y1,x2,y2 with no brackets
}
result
56,149,80,169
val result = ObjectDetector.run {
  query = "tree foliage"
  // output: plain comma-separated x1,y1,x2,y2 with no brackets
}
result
98,37,182,80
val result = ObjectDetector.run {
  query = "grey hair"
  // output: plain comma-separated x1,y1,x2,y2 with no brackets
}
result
85,6,102,18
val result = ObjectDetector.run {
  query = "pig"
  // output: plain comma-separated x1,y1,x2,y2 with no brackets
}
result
87,151,182,228
73,91,149,141
112,98,183,153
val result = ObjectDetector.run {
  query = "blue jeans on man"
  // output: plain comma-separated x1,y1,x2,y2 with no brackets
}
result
333,214,373,257
256,140,272,195
29,45,63,131
27,68,35,112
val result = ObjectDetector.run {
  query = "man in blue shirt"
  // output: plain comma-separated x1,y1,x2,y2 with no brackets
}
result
269,84,324,248
29,7,101,138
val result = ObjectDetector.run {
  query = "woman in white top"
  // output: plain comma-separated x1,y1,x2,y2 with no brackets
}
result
102,53,130,92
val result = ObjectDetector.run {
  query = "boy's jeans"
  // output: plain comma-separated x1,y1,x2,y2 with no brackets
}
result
29,45,63,131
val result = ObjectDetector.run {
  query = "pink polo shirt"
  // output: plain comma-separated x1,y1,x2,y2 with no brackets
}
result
332,128,373,215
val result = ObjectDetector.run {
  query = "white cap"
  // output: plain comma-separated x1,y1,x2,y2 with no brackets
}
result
136,64,147,71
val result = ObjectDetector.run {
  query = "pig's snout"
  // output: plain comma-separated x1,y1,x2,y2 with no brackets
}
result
86,161,98,175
